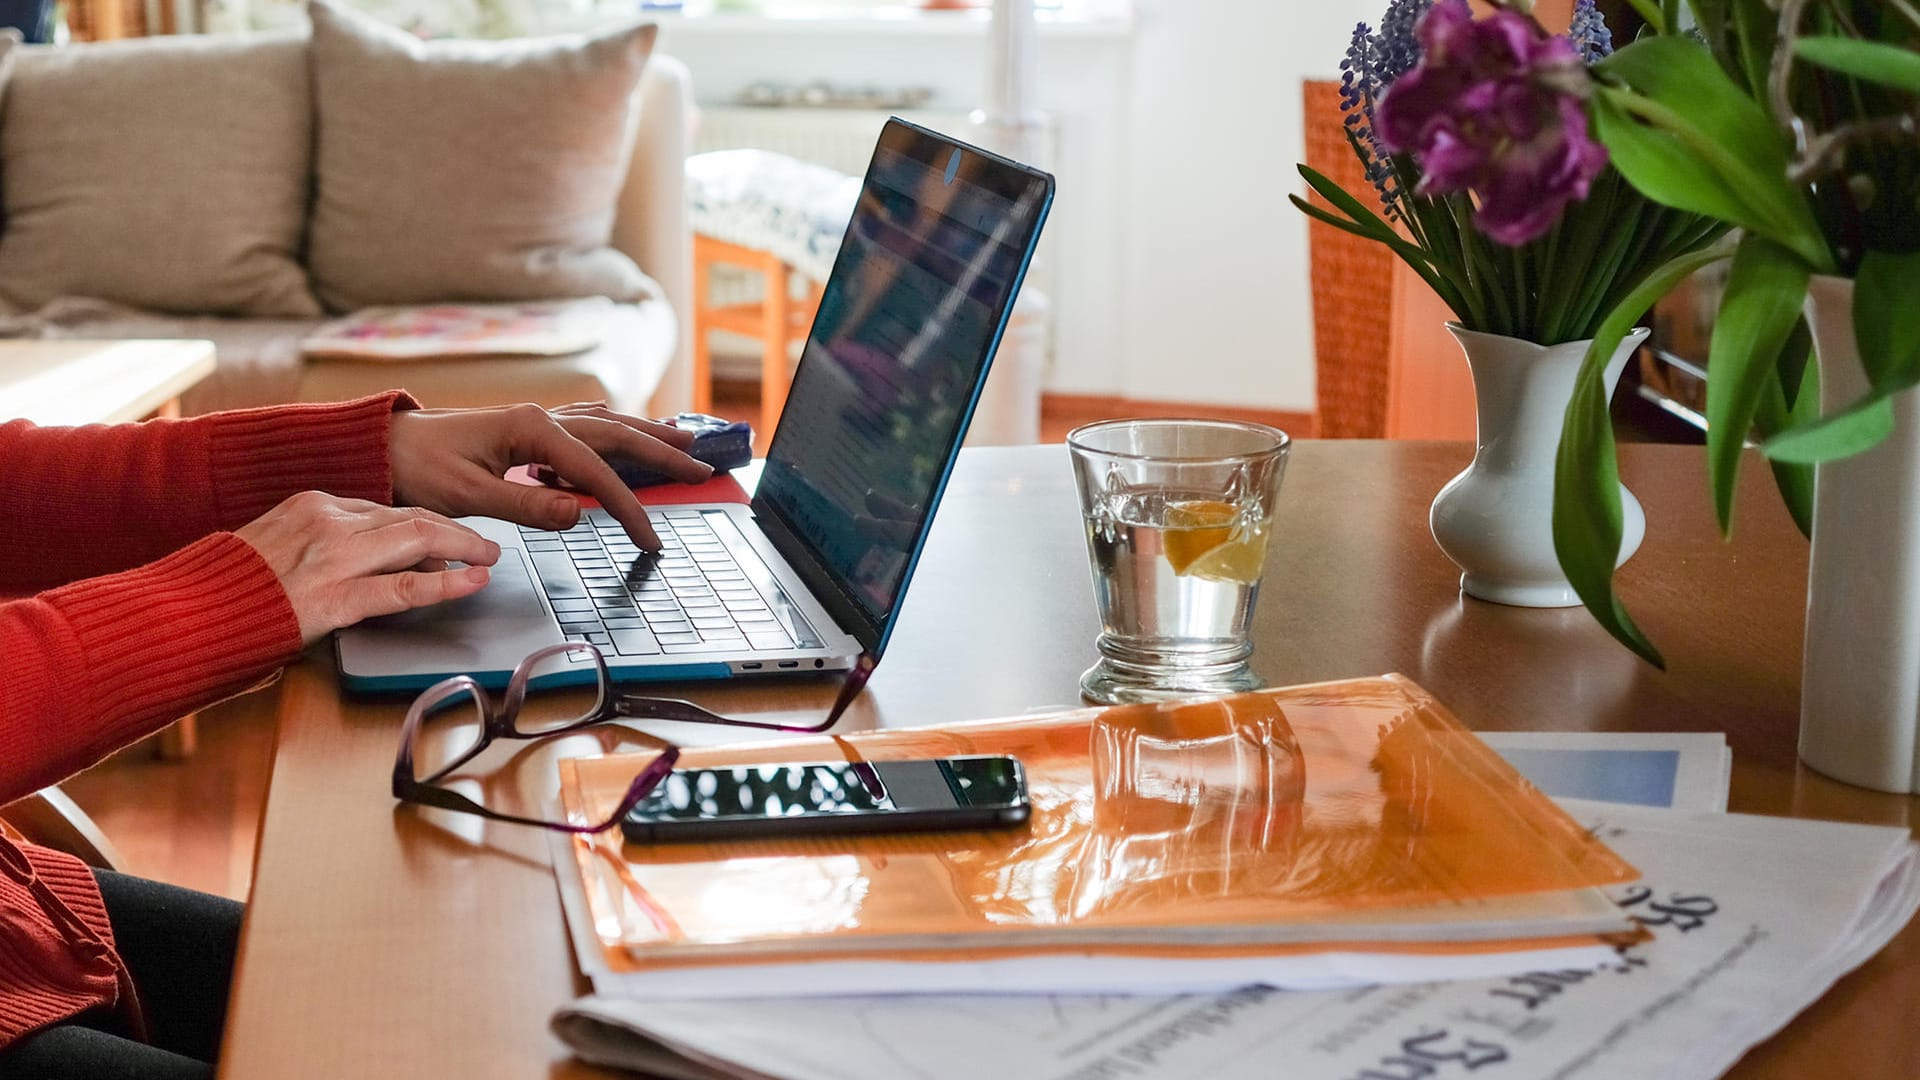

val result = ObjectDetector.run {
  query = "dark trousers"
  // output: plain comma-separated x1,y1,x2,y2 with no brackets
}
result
0,870,242,1080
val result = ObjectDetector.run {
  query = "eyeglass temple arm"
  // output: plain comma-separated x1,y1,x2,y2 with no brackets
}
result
395,750,680,834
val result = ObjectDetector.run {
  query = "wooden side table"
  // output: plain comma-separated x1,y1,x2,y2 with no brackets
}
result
0,338,219,758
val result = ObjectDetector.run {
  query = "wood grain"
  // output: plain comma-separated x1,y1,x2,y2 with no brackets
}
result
221,441,1918,1079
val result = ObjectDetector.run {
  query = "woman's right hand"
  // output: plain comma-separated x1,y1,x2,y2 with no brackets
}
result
236,491,502,645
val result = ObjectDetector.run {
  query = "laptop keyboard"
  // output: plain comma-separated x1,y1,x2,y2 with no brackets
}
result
518,508,801,658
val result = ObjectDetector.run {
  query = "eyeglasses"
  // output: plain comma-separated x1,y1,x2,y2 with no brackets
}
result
392,642,877,833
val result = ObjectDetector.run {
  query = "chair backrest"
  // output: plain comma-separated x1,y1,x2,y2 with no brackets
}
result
1302,79,1479,441
1,787,126,871
1302,79,1396,439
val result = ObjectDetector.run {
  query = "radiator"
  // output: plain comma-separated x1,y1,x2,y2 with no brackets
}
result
695,106,977,177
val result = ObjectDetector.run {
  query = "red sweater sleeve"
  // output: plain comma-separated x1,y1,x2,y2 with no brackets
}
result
0,390,416,802
0,393,413,593
0,534,302,805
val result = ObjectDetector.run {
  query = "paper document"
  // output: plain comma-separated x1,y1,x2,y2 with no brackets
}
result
1480,732,1732,812
553,801,1920,1080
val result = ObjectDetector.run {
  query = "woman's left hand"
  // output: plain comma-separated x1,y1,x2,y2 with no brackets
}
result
388,402,712,551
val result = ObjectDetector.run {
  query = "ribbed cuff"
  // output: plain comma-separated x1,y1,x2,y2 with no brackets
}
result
0,848,137,1048
207,391,419,525
21,848,113,947
44,533,302,759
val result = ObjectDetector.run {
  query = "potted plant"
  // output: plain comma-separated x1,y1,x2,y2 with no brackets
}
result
1533,0,1920,792
1294,0,1725,607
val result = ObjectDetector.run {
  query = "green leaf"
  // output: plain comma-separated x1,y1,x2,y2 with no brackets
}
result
1596,39,1830,269
1625,0,1665,33
1293,167,1401,245
1555,241,1734,668
1725,0,1776,96
1591,90,1766,235
1765,449,1818,538
1853,249,1920,391
1705,236,1811,535
1795,36,1920,96
1599,39,1788,180
1762,394,1897,462
1287,193,1472,321
1750,319,1817,537
1288,192,1398,248
1690,0,1730,57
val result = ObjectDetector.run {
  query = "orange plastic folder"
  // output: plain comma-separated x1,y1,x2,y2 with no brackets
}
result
557,675,1642,991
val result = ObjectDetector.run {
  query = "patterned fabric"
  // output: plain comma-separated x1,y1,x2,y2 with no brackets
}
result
687,149,860,285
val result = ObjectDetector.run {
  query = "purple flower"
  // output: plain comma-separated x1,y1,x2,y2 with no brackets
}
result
1569,0,1614,64
1343,22,1403,217
1374,0,1608,246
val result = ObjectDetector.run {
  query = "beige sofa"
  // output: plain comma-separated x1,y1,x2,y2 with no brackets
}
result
0,21,696,418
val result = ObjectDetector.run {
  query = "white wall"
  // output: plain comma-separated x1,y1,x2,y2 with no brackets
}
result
657,0,1383,412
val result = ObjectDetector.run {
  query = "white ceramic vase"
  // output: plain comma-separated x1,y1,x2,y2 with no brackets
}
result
1798,275,1920,794
1429,325,1649,607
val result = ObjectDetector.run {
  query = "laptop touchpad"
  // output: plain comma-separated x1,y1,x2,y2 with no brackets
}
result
336,548,556,674
368,548,546,630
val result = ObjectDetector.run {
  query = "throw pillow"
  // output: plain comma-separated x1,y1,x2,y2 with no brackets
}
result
0,32,322,318
306,0,658,313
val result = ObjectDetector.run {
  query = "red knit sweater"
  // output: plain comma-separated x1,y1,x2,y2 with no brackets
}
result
0,392,410,1050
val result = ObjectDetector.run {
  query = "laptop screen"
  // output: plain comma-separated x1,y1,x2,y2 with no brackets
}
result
756,121,1052,647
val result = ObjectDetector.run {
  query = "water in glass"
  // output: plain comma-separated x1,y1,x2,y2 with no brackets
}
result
1069,420,1289,704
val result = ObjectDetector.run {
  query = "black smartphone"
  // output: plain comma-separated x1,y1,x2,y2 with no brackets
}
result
619,755,1029,844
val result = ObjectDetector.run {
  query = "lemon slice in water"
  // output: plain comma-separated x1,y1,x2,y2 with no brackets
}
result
1162,499,1236,575
1186,522,1269,584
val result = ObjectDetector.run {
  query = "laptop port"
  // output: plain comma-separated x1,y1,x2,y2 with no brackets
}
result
778,661,800,669
740,662,762,670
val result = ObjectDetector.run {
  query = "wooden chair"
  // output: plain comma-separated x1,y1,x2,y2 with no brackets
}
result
1,788,126,871
1301,79,1477,440
691,234,824,454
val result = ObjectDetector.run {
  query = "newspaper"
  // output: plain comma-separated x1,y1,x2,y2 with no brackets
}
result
553,800,1920,1080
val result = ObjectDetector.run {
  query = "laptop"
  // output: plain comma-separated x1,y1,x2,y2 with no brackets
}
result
337,119,1055,692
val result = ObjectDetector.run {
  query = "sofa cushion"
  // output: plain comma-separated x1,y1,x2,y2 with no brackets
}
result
0,32,322,319
306,0,659,313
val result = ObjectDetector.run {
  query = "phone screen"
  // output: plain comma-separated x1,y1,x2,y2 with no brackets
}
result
621,755,1028,843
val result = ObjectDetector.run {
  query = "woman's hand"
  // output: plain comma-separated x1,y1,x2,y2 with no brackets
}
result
236,492,502,645
388,402,712,551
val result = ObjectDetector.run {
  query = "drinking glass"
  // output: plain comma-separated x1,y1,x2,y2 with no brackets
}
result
1067,419,1290,704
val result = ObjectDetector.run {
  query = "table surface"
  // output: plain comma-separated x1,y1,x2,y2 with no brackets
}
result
0,339,217,425
219,441,1920,1080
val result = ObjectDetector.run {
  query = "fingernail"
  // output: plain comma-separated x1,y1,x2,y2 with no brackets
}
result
549,495,579,524
466,566,491,584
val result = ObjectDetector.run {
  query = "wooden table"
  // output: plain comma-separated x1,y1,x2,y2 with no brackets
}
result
0,338,216,426
1,338,218,759
221,442,1919,1080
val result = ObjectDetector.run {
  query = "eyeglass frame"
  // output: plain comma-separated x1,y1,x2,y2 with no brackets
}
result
391,642,879,834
